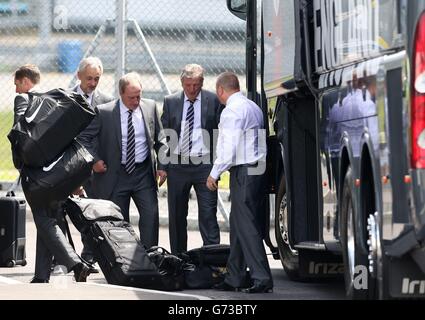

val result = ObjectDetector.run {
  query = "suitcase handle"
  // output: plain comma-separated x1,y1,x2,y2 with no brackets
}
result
6,175,21,197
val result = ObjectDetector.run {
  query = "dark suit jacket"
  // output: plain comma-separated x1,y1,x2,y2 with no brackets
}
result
71,85,114,108
78,99,168,199
161,89,224,164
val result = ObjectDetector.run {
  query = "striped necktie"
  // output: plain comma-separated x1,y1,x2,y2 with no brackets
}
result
180,100,195,156
125,110,136,174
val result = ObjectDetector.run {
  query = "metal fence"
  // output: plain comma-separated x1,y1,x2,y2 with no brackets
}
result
0,0,245,181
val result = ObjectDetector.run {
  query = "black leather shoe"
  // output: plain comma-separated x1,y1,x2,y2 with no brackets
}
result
213,281,240,292
30,277,49,283
241,284,273,293
73,263,91,282
88,264,100,274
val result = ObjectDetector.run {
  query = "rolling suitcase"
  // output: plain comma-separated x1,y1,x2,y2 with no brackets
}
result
0,182,27,267
88,220,184,291
63,198,184,291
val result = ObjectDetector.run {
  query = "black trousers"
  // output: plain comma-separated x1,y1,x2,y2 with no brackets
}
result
224,166,273,288
22,175,81,280
110,160,159,248
167,163,220,254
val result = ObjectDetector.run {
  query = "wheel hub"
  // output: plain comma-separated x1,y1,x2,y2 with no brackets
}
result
278,194,298,254
367,212,380,278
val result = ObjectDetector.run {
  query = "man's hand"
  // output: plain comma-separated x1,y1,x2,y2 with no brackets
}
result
93,160,107,173
72,186,85,196
157,170,167,187
206,175,218,191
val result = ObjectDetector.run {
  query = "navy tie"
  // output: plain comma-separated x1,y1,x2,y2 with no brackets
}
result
125,110,136,174
181,100,195,156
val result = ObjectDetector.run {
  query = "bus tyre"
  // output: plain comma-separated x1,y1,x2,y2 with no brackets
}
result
275,176,300,281
341,167,369,299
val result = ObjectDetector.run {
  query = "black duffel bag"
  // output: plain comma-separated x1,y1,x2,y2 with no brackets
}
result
182,244,230,268
8,88,96,168
183,264,225,289
63,197,124,234
21,140,94,207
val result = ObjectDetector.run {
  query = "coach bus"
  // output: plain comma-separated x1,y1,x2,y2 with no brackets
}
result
227,0,425,299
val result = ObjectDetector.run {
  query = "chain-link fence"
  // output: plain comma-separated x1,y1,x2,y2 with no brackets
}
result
0,0,245,182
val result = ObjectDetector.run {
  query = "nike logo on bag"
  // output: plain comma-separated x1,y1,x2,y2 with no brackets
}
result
42,153,64,172
25,98,46,123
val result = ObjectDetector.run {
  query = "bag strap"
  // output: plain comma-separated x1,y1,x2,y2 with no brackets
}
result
62,211,76,250
146,246,171,255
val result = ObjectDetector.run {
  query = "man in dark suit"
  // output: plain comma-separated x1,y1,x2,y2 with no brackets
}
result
71,56,115,269
12,64,91,283
79,72,167,247
71,56,114,198
161,64,223,254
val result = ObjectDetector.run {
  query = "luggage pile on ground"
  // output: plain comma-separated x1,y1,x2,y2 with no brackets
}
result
64,197,231,291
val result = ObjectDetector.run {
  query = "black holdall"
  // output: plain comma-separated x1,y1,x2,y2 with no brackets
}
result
179,244,230,289
146,246,186,290
21,140,94,207
182,244,231,268
8,88,96,168
63,197,124,234
183,264,225,289
88,221,184,291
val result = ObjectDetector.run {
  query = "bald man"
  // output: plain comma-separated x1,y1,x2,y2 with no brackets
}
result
78,72,168,247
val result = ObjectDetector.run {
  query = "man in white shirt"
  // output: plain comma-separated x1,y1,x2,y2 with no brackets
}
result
207,72,273,293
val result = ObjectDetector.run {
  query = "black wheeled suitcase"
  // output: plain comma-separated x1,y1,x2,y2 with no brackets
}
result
88,221,184,291
0,191,26,267
63,198,184,291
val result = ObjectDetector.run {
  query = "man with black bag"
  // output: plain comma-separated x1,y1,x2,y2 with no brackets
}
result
11,64,93,283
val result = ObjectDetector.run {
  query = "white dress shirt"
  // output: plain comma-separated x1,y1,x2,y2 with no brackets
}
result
210,92,266,180
119,100,149,165
175,92,209,156
77,85,94,105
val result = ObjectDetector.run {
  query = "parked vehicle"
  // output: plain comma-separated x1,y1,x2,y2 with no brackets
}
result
227,0,425,299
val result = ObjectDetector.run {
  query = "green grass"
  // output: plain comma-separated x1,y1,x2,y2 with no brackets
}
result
0,111,18,181
218,171,229,190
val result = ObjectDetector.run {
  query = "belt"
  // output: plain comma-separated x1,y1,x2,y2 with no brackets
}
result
233,162,259,169
176,154,209,165
121,158,149,168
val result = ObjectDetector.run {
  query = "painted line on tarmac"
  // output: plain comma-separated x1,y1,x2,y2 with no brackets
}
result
0,276,22,284
82,282,211,300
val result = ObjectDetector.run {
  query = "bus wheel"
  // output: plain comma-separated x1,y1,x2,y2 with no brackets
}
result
275,175,300,280
341,167,368,299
